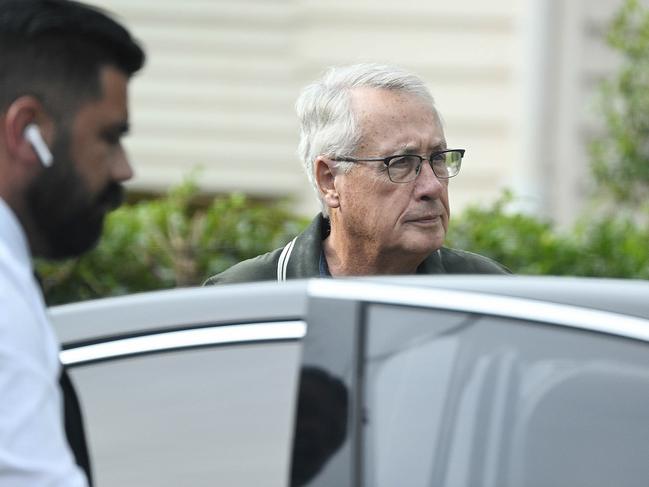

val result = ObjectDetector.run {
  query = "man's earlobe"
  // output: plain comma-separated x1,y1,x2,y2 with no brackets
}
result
323,189,340,209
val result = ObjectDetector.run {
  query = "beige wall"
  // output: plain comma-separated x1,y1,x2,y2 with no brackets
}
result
92,0,627,224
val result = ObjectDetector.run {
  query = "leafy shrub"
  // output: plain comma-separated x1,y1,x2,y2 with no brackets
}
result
40,183,649,306
447,192,649,279
590,0,649,207
37,181,308,305
446,192,580,275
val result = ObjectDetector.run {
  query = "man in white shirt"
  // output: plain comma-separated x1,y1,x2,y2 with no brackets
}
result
0,1,145,485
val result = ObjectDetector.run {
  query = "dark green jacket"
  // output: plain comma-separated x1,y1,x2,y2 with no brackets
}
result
205,214,509,285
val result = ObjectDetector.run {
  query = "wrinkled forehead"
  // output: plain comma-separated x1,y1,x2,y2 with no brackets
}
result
350,87,445,149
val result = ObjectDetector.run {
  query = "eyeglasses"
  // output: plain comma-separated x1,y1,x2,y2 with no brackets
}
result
333,149,465,183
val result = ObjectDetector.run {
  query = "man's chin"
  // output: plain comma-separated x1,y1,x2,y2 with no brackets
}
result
46,217,105,260
403,229,446,255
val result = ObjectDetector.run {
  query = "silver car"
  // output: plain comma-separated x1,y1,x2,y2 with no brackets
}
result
50,276,649,487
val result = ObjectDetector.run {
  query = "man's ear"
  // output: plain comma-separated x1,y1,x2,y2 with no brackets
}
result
3,96,54,166
314,156,340,210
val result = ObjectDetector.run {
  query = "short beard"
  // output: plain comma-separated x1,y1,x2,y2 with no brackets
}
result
25,130,124,259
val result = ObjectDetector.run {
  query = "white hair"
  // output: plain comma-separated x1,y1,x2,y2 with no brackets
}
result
295,63,438,215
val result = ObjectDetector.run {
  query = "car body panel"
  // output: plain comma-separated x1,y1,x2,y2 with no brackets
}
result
51,282,309,344
48,276,649,487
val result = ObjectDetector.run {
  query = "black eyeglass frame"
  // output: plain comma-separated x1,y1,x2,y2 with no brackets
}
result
333,148,465,183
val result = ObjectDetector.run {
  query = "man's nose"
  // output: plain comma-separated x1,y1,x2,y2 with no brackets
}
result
111,147,134,182
414,159,445,198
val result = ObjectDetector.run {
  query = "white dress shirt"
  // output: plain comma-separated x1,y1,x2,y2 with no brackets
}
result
0,197,87,486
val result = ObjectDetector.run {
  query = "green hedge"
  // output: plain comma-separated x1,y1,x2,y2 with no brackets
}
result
38,182,308,305
38,186,649,306
590,0,649,206
446,192,649,279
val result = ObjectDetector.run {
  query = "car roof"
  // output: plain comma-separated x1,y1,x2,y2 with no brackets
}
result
359,275,649,320
50,275,649,345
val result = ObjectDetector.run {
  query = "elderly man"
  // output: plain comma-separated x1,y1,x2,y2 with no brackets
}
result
206,63,507,284
0,1,144,485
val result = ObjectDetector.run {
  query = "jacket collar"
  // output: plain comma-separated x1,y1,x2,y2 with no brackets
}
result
285,214,445,278
285,214,327,279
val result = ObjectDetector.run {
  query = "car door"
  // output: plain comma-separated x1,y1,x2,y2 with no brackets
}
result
51,283,307,487
295,279,649,487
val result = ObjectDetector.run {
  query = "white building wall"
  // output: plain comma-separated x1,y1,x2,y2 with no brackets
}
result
91,0,628,223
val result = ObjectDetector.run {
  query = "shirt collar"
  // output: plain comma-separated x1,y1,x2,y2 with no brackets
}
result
0,197,32,269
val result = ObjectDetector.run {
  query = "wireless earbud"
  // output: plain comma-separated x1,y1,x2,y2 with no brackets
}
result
24,123,53,167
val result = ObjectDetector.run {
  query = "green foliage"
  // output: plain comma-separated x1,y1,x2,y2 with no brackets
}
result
447,192,580,275
37,181,308,305
41,182,648,306
447,192,649,279
590,0,649,205
568,217,649,278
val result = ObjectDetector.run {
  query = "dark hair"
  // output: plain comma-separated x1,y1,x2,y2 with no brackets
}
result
0,0,145,119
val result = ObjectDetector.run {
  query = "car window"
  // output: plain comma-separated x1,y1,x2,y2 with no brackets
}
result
68,341,300,487
363,305,471,487
363,304,649,487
